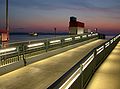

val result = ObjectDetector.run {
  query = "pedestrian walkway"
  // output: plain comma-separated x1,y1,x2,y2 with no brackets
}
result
86,41,120,89
0,39,106,89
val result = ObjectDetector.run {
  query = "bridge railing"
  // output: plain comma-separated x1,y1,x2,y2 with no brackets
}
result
47,34,120,89
0,33,98,67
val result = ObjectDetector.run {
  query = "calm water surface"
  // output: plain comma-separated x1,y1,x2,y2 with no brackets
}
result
9,35,58,42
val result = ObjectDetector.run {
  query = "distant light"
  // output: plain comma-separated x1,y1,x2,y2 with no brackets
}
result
27,43,44,48
95,33,98,35
92,34,96,36
105,42,110,48
91,32,93,34
0,47,16,53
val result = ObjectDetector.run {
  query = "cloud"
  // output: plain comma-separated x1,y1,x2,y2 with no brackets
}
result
6,0,120,14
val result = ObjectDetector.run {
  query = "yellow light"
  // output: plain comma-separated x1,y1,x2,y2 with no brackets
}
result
96,46,104,54
110,39,113,44
82,53,94,70
65,38,72,42
50,40,61,45
0,47,16,53
105,42,110,48
75,36,81,40
59,67,81,89
27,43,44,48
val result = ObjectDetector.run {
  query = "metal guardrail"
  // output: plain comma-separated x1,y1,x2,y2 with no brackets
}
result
0,33,98,67
47,34,120,89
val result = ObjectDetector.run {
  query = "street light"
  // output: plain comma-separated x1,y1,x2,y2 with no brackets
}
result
6,0,9,42
6,0,9,31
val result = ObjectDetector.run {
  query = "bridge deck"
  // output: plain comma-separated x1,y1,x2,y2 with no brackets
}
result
0,39,106,89
86,41,120,89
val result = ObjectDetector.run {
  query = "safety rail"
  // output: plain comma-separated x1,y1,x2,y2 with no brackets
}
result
0,33,98,67
0,47,19,66
47,34,120,89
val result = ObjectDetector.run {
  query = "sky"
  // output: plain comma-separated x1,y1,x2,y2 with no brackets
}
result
0,0,120,34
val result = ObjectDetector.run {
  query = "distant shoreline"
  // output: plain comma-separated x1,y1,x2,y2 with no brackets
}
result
9,32,118,36
10,32,69,35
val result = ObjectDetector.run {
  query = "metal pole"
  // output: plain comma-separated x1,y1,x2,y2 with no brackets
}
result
54,28,56,37
22,45,26,66
5,0,9,43
6,0,9,31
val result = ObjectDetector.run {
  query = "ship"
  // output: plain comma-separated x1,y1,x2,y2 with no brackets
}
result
29,32,38,36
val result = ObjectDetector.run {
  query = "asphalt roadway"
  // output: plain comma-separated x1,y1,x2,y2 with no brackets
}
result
0,39,106,89
86,42,120,89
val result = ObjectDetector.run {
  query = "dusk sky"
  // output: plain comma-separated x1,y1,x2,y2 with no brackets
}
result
0,0,120,34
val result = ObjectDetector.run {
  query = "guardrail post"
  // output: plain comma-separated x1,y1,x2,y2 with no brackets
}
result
45,40,49,52
17,46,20,61
72,36,75,44
61,38,64,47
21,44,27,66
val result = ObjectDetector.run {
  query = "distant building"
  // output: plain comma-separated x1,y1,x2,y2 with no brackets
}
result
0,29,9,42
69,17,85,35
0,29,9,48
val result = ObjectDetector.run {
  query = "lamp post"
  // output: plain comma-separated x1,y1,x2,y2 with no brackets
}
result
6,0,9,31
54,28,56,37
1,0,9,48
6,0,9,41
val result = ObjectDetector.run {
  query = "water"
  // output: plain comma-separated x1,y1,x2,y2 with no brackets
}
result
10,34,115,42
9,35,58,43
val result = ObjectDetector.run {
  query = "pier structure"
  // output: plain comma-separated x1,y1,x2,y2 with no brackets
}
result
0,0,9,48
69,17,88,35
0,33,119,89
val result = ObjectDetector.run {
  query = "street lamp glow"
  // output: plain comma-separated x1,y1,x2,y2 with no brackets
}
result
27,43,44,48
65,38,72,42
82,35,87,38
82,53,94,71
75,36,81,40
96,45,104,55
0,47,16,53
50,40,61,45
